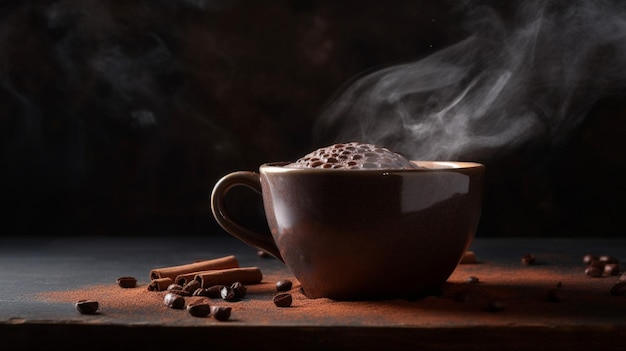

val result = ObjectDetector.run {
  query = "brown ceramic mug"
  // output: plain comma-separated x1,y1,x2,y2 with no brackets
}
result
211,161,485,300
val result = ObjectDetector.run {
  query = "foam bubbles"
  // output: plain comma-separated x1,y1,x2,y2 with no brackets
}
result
285,142,420,170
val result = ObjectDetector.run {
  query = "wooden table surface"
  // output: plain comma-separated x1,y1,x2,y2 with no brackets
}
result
1,235,625,351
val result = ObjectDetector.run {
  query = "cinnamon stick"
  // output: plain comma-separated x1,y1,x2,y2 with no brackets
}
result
148,277,173,291
194,267,263,288
150,255,240,281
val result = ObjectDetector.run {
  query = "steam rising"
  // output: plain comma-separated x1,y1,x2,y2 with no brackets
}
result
315,0,626,161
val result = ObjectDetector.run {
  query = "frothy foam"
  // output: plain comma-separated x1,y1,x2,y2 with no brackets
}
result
285,142,420,170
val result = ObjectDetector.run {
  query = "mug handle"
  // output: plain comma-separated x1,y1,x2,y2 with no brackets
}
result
210,171,284,262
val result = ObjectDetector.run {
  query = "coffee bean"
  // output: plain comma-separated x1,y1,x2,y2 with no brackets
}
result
230,282,247,298
211,306,232,321
276,279,293,292
187,299,211,317
163,292,185,309
167,284,191,296
590,259,606,270
604,263,620,276
220,286,238,301
585,266,602,278
486,299,505,312
599,255,619,264
521,253,536,265
167,284,183,291
620,273,626,281
273,293,293,307
610,282,626,296
182,280,201,293
116,276,137,288
257,250,272,258
75,300,99,314
207,285,226,298
583,254,598,265
556,281,563,288
192,288,210,297
466,276,479,284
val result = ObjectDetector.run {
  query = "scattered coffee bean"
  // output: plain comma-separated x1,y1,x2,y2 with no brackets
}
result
604,263,620,276
211,306,232,321
486,299,506,312
584,254,619,273
187,299,211,317
276,279,293,292
167,284,183,291
116,276,137,289
75,299,99,314
521,253,536,265
171,288,192,296
620,273,626,281
230,282,247,298
163,292,185,309
192,288,211,297
583,254,598,265
220,286,238,301
585,266,602,278
257,250,272,258
599,255,619,264
590,259,605,270
207,285,227,298
546,288,562,302
182,280,201,294
166,284,192,296
466,276,480,284
610,282,626,296
273,293,293,307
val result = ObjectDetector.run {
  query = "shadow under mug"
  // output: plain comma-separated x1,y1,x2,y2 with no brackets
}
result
211,161,485,300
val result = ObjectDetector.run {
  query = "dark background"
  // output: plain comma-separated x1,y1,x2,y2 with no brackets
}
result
1,0,624,238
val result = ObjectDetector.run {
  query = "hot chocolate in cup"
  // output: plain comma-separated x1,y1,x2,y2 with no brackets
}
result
211,142,485,300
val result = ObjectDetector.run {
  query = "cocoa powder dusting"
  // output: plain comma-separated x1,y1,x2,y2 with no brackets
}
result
36,282,164,314
33,263,625,327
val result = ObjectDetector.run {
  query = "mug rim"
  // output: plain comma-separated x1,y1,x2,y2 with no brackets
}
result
260,161,485,173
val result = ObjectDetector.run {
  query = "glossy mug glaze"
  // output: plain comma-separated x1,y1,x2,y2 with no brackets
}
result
211,161,485,300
